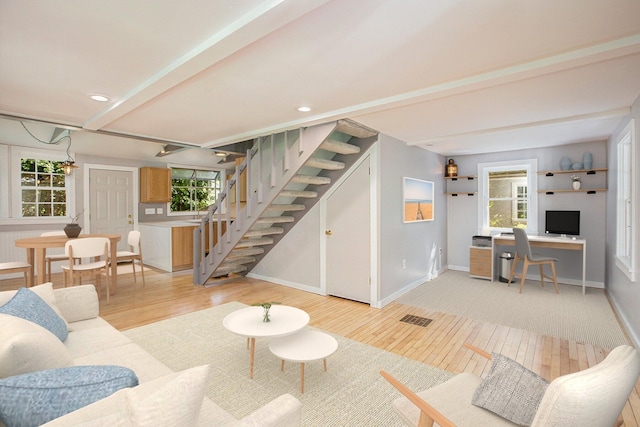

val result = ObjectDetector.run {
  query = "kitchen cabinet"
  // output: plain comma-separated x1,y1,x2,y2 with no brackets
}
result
140,167,171,203
469,246,491,280
140,221,227,272
228,157,247,203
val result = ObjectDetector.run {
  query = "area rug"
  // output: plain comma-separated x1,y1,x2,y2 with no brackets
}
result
397,270,628,349
124,302,453,426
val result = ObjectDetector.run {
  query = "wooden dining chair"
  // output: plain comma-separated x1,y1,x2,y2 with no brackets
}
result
0,261,32,287
508,228,559,294
62,237,111,303
41,230,71,282
114,230,145,287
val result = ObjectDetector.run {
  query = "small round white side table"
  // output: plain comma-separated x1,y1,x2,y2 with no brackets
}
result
223,305,309,379
269,329,338,393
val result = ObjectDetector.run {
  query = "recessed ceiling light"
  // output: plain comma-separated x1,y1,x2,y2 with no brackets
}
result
297,106,311,112
89,94,109,102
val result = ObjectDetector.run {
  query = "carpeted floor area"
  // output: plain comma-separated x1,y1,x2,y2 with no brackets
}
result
124,302,453,426
397,270,629,349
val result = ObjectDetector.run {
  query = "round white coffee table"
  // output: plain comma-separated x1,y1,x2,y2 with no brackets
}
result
223,305,309,379
269,329,338,393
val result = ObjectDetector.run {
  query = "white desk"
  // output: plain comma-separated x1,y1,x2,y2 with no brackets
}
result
491,234,587,294
223,305,310,379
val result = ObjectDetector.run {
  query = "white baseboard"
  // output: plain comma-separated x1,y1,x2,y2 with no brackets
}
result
607,292,640,348
245,272,325,295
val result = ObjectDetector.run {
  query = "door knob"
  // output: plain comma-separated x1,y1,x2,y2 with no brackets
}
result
325,230,332,235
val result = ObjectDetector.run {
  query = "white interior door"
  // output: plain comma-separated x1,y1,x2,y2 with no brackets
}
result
325,156,371,303
89,169,134,251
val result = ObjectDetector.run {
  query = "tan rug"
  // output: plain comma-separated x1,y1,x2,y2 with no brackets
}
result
124,302,453,426
397,270,628,349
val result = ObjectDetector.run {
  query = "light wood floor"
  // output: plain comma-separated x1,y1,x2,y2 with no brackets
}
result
2,268,639,426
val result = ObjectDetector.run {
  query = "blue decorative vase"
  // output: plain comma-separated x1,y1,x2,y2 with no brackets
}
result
560,157,571,171
583,152,593,170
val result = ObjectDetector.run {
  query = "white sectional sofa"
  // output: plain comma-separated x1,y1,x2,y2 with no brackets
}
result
0,284,302,426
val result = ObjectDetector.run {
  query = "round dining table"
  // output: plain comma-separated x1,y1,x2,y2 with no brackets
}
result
14,234,121,291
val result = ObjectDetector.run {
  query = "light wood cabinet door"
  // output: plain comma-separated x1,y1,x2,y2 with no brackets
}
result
469,247,492,279
171,222,227,271
171,226,195,270
228,157,247,203
140,167,171,203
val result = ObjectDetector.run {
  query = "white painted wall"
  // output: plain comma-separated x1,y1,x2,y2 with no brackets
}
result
606,94,640,348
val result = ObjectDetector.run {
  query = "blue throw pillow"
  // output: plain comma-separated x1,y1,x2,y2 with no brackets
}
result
0,287,68,341
0,365,139,427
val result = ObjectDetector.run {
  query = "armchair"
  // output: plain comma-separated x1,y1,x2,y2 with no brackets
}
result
381,343,640,427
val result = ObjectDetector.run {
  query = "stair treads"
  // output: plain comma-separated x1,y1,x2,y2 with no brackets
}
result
229,247,264,257
305,157,345,170
245,227,283,237
220,256,255,265
292,174,331,185
319,138,361,155
213,264,247,276
335,118,377,138
266,204,305,211
278,190,317,198
234,237,273,248
255,216,294,224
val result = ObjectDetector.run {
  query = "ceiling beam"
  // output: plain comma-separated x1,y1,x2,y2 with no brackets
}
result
409,107,631,146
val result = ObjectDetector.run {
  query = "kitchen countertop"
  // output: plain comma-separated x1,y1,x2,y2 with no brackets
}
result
140,219,224,228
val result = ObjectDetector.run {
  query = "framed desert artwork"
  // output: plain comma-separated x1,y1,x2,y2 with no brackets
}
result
403,177,434,223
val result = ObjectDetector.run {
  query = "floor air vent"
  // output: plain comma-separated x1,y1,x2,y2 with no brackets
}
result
400,314,433,327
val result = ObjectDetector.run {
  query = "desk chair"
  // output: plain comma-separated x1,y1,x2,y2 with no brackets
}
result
114,230,145,287
41,230,71,282
62,237,111,304
0,261,31,287
381,344,640,427
508,228,559,294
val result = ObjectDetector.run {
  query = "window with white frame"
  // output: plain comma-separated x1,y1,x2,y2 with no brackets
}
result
10,147,73,220
169,167,223,214
478,160,538,233
511,182,528,222
616,119,637,282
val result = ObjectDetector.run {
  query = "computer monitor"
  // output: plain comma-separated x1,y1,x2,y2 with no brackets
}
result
545,210,580,236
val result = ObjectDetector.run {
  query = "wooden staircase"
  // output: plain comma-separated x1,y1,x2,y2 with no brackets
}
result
193,119,377,285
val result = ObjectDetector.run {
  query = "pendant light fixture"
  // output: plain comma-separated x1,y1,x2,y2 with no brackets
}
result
61,139,78,175
21,121,78,175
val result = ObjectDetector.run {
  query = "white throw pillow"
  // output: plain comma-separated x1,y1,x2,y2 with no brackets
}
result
0,283,70,331
126,365,210,426
40,366,210,427
0,313,73,379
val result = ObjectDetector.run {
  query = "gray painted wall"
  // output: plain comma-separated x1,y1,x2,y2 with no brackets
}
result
606,95,640,347
378,134,447,303
446,140,608,287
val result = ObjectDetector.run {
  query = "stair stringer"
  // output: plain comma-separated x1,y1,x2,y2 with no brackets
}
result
243,134,378,271
193,121,338,285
